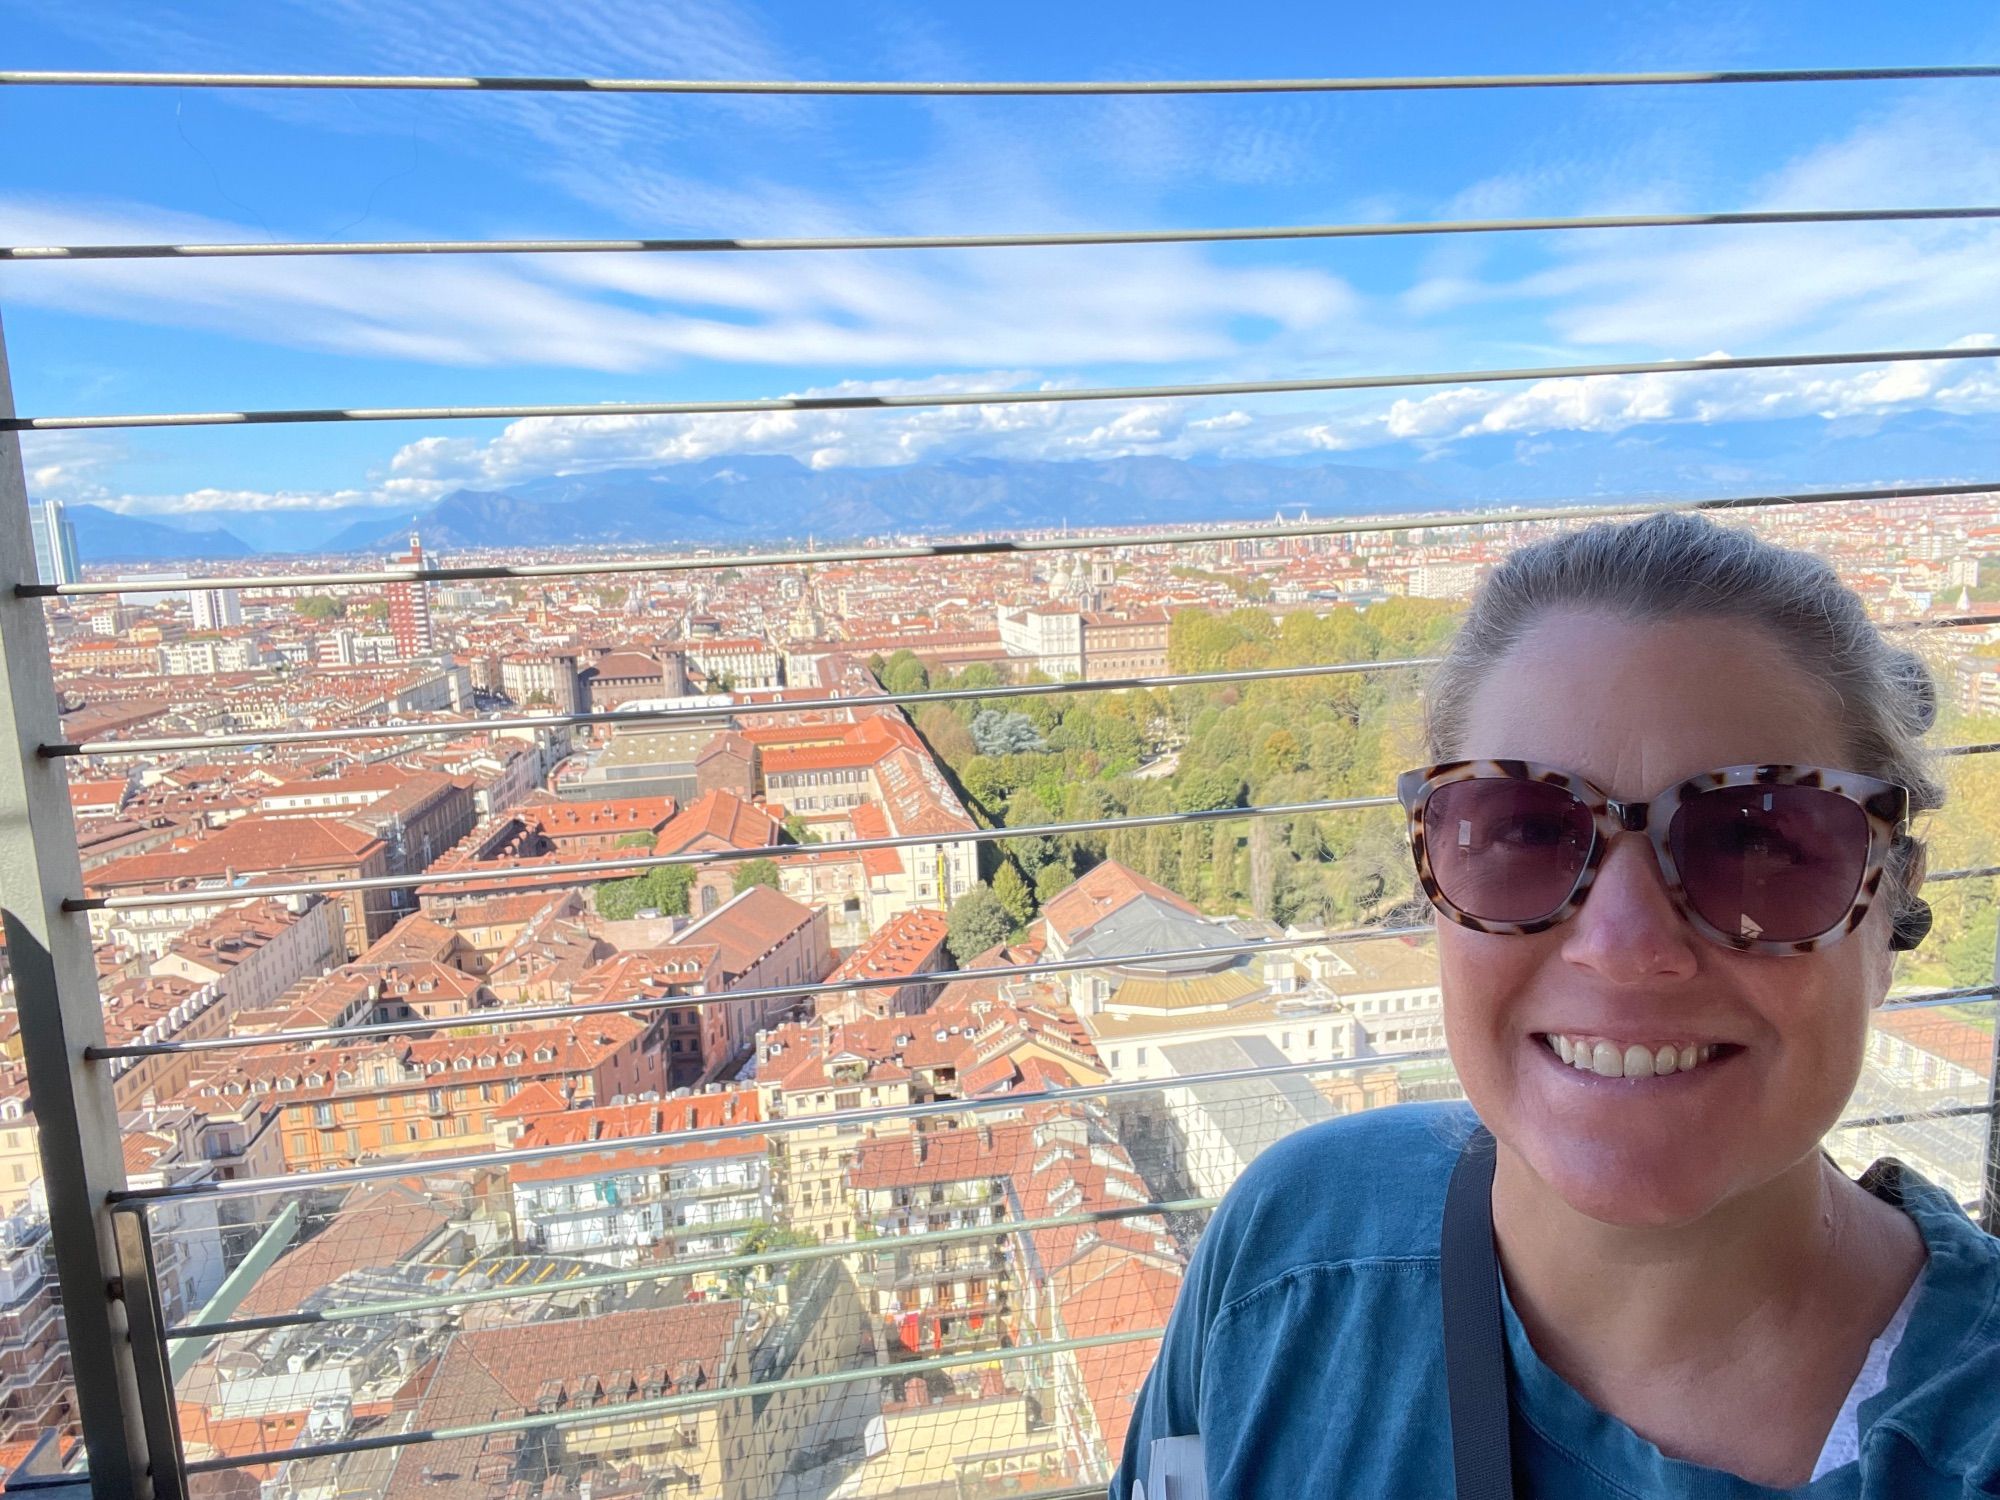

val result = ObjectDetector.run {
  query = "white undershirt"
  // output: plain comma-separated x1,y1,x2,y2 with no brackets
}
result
1807,1275,1922,1480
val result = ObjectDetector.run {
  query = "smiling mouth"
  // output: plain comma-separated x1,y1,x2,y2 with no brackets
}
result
1534,1032,1744,1079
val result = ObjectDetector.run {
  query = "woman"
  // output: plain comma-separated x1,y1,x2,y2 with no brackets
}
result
1112,511,2000,1498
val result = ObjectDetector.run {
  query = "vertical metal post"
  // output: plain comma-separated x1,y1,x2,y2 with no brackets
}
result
1981,908,2000,1236
109,1214,187,1500
0,310,155,1497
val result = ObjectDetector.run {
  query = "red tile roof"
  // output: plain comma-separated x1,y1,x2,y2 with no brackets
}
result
1039,859,1198,944
825,908,950,985
651,789,784,856
87,815,387,890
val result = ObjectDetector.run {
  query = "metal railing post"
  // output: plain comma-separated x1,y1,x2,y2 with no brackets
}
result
108,1214,186,1500
0,309,155,1497
1982,906,2000,1236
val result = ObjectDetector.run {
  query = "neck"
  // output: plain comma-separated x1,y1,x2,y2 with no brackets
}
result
1490,1143,1903,1384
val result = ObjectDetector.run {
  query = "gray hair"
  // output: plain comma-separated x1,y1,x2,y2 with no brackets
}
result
1420,509,1942,924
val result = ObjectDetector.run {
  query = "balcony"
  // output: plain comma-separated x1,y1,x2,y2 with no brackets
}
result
0,49,1996,1500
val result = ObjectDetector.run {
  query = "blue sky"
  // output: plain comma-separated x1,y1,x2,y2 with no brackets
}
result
2,0,1999,548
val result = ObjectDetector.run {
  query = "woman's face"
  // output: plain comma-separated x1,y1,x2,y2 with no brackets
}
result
1438,609,1899,1228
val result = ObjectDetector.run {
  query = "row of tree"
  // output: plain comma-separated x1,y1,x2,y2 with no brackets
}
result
914,599,1463,956
923,609,1998,999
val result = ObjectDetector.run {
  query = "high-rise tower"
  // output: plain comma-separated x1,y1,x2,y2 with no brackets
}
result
28,500,79,587
386,531,435,660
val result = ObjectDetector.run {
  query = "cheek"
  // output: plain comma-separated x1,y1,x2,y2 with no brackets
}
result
1436,928,1541,1047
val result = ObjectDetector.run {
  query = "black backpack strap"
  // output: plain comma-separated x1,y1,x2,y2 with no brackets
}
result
1441,1124,1514,1500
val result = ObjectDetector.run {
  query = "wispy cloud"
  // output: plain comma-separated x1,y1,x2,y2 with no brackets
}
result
1405,93,2000,355
1381,335,2000,442
0,196,1367,374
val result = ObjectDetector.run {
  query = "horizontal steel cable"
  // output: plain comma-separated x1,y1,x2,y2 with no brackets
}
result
44,640,2000,759
106,986,1999,1209
10,346,2000,434
162,1191,1222,1339
69,794,1399,911
110,1049,1447,1203
88,922,1428,1060
156,979,2000,1339
8,65,1999,94
181,1324,1168,1476
162,1097,2000,1474
152,976,2000,1336
1838,1102,1994,1132
46,656,1438,758
28,478,1999,597
168,1081,2000,1473
10,205,1999,262
87,896,2000,1061
67,738,2000,912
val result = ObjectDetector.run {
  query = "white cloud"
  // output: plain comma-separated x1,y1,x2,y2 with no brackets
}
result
89,487,382,516
13,53,2000,523
1417,98,2000,356
0,196,1368,375
1377,343,2000,444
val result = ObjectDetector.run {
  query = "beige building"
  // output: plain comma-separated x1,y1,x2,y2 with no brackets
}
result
833,1384,1054,1498
1042,861,1442,1084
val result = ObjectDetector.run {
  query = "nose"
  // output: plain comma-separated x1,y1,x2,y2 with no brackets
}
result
1559,829,1700,982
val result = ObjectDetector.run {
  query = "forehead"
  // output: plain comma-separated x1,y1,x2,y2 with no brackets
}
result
1458,610,1849,798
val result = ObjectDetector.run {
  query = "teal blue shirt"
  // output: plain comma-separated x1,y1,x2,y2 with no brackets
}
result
1112,1101,2000,1498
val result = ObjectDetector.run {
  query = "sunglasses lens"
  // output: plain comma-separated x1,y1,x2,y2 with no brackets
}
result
1669,785,1869,943
1421,778,1593,922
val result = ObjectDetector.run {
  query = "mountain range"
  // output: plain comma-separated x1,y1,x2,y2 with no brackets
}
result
54,407,2000,562
317,455,1451,554
68,504,256,564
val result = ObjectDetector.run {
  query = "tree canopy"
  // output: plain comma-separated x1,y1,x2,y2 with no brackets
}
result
946,884,1011,964
595,864,694,921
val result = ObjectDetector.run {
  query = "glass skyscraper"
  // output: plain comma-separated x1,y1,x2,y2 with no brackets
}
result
28,500,79,587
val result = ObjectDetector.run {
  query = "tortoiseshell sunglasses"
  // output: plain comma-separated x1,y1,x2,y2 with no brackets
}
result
1395,760,1917,957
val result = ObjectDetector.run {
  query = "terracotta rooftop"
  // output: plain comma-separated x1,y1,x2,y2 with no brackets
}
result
88,815,386,891
651,789,784,856
1040,859,1200,945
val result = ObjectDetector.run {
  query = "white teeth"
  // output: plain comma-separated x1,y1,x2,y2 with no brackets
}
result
1542,1034,1725,1080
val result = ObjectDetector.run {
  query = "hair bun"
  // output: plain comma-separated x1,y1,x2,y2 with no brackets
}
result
1889,648,1938,734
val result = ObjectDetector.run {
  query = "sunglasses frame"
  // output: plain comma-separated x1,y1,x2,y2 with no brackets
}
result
1394,759,1912,957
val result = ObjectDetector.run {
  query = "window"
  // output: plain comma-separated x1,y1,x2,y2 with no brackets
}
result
313,1103,335,1127
1136,1047,1148,1065
835,1091,861,1111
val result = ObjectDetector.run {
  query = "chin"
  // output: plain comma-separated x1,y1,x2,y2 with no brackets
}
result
1516,1134,1731,1229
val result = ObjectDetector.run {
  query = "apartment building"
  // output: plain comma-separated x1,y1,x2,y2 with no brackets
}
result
86,816,394,958
180,1015,670,1173
497,1086,771,1265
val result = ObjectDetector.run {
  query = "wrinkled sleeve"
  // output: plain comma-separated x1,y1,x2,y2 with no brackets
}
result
1107,1202,1234,1499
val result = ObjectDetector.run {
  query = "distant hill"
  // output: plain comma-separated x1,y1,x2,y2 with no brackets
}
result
69,504,253,563
319,455,1453,553
48,407,2000,561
